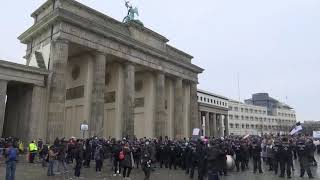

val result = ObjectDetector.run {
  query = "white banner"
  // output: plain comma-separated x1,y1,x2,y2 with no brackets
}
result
192,128,200,136
313,131,320,138
80,124,89,131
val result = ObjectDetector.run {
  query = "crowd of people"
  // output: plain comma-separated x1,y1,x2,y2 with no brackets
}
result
1,134,320,180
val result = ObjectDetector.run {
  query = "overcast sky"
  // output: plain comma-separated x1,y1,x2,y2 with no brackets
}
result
1,0,319,121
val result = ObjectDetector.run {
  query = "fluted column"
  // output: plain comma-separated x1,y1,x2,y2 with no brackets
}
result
48,39,69,142
90,53,106,137
122,63,135,138
155,72,166,137
29,86,47,142
0,80,7,137
224,115,229,136
220,115,225,137
205,112,210,137
212,113,217,137
190,83,200,132
174,78,183,138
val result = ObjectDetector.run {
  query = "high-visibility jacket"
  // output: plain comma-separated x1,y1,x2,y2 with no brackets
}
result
29,143,38,152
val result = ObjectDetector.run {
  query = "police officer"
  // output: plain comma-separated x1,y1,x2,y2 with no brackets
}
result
197,140,207,180
189,142,199,178
180,142,188,170
250,139,263,174
233,140,245,172
296,138,314,178
279,137,292,178
185,142,193,174
158,141,168,168
29,141,38,163
168,141,178,170
271,138,281,175
207,139,225,180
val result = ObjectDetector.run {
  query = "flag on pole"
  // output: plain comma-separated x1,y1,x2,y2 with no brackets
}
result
290,122,302,135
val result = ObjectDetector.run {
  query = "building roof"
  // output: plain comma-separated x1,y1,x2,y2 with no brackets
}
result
197,89,229,100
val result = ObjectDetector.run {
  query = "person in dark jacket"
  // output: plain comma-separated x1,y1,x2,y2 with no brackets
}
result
232,140,245,172
158,142,169,168
207,140,225,180
94,144,104,172
121,143,134,178
250,139,263,174
142,150,152,180
279,137,293,178
296,138,313,178
272,139,282,175
197,141,207,180
74,140,84,177
112,141,122,176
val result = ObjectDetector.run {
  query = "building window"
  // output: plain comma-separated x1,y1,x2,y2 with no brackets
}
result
246,124,249,129
211,99,213,103
250,117,254,121
235,115,239,119
245,108,248,113
250,109,253,113
230,123,234,128
242,124,245,128
200,97,203,101
229,106,233,110
234,107,238,111
251,124,254,128
235,124,239,128
241,108,244,112
229,115,233,119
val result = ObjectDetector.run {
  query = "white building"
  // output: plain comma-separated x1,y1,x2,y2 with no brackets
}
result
228,94,297,136
197,90,229,137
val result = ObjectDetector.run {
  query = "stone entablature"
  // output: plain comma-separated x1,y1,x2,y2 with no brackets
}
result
0,60,48,86
19,0,203,83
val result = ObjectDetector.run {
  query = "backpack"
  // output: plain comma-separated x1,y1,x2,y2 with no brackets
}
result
7,148,17,161
119,151,125,160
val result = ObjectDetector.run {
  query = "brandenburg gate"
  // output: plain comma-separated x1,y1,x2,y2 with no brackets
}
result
0,0,203,143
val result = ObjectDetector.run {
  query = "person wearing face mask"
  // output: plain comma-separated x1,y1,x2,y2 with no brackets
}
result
121,142,134,179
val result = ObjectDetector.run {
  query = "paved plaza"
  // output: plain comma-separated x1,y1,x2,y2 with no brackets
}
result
1,155,319,180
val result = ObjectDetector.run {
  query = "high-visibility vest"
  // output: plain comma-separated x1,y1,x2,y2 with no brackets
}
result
29,143,38,152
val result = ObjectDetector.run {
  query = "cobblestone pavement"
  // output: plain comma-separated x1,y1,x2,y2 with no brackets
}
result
0,155,319,180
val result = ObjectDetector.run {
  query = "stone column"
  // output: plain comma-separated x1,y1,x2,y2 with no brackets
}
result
190,83,199,133
122,63,135,138
217,114,225,137
220,115,225,137
205,112,210,137
224,115,229,136
212,113,217,137
90,53,106,137
0,80,7,137
174,78,183,138
155,72,166,137
29,86,48,142
48,39,69,142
